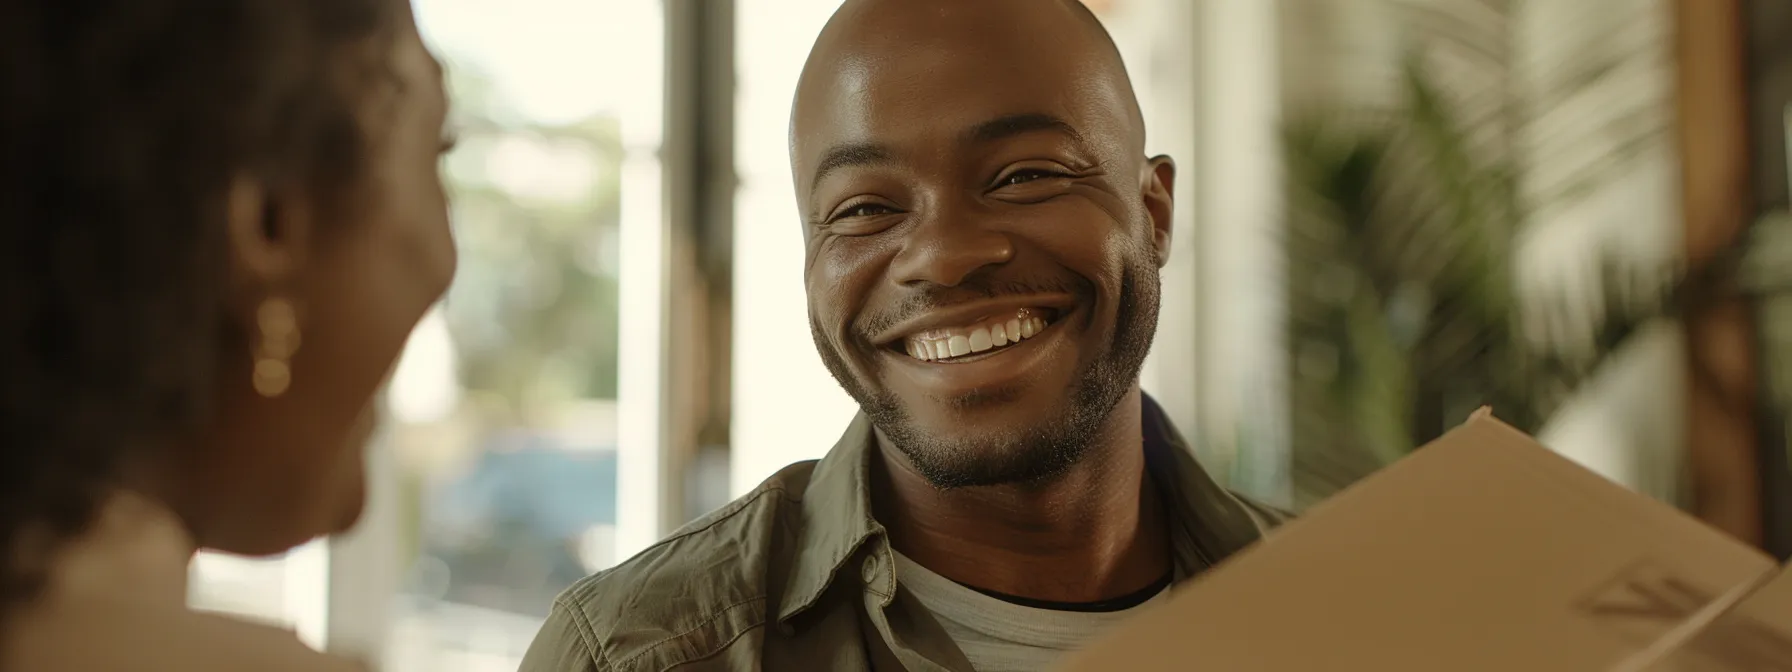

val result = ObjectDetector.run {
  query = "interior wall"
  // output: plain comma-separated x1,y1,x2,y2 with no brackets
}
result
1747,0,1791,214
1673,0,1760,543
1106,0,1203,463
1188,0,1292,503
1746,0,1792,557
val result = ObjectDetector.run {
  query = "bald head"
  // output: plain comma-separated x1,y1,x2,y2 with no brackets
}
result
791,0,1180,489
791,0,1148,198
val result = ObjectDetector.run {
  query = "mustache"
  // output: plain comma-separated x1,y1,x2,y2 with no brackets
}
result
853,275,1087,341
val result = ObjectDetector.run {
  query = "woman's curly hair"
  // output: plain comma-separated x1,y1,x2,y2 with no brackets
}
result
0,0,396,613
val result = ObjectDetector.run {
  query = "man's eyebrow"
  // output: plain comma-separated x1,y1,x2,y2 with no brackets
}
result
965,113,1087,146
810,143,892,192
806,114,1083,192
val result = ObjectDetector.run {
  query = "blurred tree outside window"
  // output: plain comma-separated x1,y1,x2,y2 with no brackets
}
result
381,1,661,669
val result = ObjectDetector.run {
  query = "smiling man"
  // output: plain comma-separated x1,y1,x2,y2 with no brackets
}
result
520,1,1285,671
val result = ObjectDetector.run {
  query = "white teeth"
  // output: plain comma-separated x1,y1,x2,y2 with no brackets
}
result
900,309,1055,363
947,335,971,357
968,328,993,353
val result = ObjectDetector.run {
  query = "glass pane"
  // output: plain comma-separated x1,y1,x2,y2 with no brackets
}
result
385,2,663,669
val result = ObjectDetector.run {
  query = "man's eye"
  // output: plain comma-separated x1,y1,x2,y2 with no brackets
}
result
998,169,1069,187
834,202,897,220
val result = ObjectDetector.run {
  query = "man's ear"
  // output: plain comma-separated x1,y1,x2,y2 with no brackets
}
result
225,174,310,299
1141,155,1176,267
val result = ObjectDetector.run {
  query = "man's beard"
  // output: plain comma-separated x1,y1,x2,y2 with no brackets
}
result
812,252,1161,490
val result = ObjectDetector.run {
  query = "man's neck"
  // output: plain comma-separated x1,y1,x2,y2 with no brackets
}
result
871,387,1169,604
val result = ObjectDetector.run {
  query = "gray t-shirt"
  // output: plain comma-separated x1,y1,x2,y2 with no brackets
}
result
894,551,1170,672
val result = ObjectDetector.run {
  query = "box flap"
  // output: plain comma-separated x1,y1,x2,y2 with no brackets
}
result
1057,413,1775,672
1618,562,1792,671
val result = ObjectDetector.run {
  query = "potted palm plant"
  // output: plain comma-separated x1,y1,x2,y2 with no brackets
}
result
1276,0,1771,508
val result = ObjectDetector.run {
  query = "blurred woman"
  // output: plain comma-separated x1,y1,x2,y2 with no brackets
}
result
0,0,456,668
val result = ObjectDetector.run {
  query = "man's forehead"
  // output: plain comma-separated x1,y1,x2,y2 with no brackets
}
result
806,57,1100,130
790,24,1134,180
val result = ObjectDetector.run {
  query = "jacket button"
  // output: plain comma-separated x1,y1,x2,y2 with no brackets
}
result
861,555,880,585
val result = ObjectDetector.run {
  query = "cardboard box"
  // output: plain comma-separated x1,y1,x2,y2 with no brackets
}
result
1058,410,1792,671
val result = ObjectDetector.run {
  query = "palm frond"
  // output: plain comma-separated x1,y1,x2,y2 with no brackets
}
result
1279,0,1684,506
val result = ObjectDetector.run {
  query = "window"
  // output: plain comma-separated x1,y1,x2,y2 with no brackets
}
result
730,0,857,496
378,1,664,669
186,544,328,649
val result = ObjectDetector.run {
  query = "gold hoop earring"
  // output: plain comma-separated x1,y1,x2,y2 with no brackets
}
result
252,297,302,398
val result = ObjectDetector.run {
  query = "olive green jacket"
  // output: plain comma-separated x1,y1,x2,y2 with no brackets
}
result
519,396,1286,672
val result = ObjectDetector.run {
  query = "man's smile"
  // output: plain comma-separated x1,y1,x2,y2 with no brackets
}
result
899,307,1054,362
870,294,1075,352
869,295,1081,397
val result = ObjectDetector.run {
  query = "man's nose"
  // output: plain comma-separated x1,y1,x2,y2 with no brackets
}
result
888,204,1014,288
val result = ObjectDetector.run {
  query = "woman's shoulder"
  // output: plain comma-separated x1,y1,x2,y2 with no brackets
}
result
4,493,368,670
7,598,371,671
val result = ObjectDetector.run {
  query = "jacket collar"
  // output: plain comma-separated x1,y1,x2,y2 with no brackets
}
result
1137,394,1275,570
777,412,883,622
775,394,1271,622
